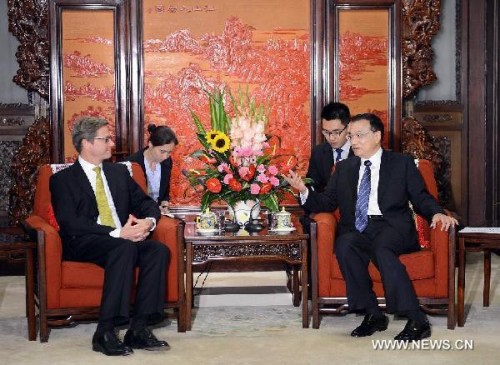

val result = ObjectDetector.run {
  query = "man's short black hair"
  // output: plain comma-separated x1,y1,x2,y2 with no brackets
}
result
320,102,351,126
351,113,384,140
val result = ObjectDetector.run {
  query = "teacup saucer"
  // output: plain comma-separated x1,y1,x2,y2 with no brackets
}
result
268,226,296,234
196,228,219,236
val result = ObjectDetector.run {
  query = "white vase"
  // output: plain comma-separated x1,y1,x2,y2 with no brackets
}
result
228,200,260,226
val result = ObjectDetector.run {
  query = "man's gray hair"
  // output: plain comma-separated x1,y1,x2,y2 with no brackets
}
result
72,117,109,153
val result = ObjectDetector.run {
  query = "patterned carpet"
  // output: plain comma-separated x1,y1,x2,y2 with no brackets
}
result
1,253,499,364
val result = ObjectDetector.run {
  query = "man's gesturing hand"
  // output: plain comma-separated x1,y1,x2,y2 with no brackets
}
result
282,170,308,194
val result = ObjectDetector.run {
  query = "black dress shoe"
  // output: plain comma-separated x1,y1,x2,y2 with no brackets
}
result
394,320,431,342
351,314,389,337
92,330,133,356
124,327,170,351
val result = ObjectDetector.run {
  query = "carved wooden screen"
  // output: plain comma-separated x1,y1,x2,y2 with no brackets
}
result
325,0,401,149
49,0,130,162
139,0,312,209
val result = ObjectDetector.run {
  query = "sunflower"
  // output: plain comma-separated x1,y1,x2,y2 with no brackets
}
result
210,132,231,153
205,129,220,144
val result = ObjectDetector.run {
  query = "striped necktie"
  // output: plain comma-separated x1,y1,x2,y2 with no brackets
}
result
355,160,372,232
93,166,115,228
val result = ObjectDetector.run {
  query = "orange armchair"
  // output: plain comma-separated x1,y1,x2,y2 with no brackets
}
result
310,159,456,330
24,162,186,342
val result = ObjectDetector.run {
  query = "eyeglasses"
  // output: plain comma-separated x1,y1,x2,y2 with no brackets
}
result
346,130,374,141
322,126,347,138
94,136,114,143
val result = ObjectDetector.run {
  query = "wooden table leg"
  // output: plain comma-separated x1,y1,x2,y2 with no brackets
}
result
483,250,491,307
301,239,309,328
25,247,36,341
457,237,466,327
185,243,193,331
292,266,300,307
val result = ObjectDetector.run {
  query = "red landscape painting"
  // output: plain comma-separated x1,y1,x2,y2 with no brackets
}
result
142,0,311,207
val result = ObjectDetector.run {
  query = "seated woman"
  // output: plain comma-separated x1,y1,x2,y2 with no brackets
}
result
127,124,178,213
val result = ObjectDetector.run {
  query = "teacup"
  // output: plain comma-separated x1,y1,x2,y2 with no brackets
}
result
196,208,217,230
270,207,292,230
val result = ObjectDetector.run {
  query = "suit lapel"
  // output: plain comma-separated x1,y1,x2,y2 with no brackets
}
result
102,163,119,204
73,161,96,202
322,143,334,176
158,159,169,203
378,150,390,202
348,157,361,202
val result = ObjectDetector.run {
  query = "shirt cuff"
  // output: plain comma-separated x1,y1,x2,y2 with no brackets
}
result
110,228,121,238
299,189,309,205
146,217,156,231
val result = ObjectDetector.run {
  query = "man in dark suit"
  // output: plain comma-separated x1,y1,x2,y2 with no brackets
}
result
285,113,458,341
50,117,170,356
306,102,353,192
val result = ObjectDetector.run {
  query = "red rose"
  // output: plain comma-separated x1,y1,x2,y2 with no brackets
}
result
206,178,222,193
259,182,273,195
228,178,242,192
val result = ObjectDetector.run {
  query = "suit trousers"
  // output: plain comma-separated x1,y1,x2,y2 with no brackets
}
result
63,234,169,323
334,219,420,315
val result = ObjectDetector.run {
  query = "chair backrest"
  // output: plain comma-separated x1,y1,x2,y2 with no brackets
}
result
32,161,147,221
416,159,438,200
414,159,438,247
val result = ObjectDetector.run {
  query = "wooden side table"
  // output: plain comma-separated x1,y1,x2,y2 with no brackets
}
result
457,230,500,327
0,230,37,340
184,217,309,331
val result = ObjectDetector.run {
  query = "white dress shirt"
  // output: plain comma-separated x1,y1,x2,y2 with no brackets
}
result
358,148,383,216
144,156,162,202
332,140,351,162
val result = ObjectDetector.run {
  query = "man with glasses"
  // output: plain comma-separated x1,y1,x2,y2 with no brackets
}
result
50,117,171,356
298,102,353,292
306,102,352,192
285,113,458,342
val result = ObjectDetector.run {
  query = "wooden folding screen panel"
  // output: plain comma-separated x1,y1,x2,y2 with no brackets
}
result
324,0,401,149
49,0,130,162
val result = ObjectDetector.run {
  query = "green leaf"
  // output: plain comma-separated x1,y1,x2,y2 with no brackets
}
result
191,111,206,135
196,133,211,150
261,194,279,212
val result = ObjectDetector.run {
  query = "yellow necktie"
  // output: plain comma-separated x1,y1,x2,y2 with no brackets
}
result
93,166,115,228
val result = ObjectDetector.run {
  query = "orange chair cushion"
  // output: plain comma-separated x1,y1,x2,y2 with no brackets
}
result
47,203,60,231
62,262,104,288
331,248,434,282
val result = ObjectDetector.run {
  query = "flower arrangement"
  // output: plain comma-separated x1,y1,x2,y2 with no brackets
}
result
184,89,309,213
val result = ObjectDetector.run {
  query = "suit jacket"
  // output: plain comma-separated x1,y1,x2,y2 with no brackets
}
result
306,142,354,192
126,149,173,204
50,160,161,247
303,150,444,246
